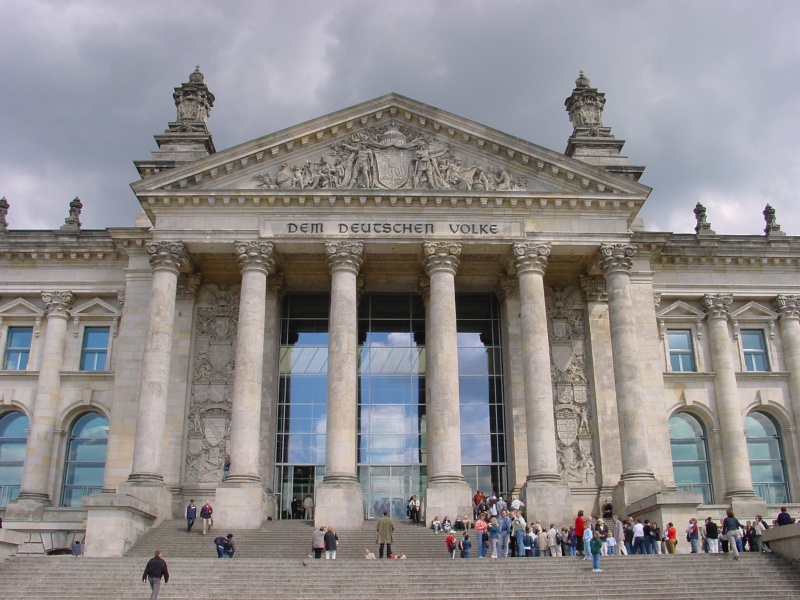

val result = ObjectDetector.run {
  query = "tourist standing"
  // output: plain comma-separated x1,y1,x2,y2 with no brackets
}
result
142,550,169,600
705,517,719,553
185,499,197,532
666,522,677,554
377,510,395,559
722,509,742,561
612,515,625,555
574,510,586,556
776,506,793,526
408,495,420,524
324,526,338,559
460,532,472,558
686,518,700,553
200,500,213,535
590,530,603,572
475,513,488,558
488,517,500,558
303,495,314,520
311,525,326,559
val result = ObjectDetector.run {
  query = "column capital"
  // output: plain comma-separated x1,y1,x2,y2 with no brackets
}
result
235,241,276,274
146,241,189,274
325,240,364,274
41,291,74,318
595,243,636,276
703,293,732,320
177,273,202,300
579,275,607,303
418,275,430,306
423,241,461,276
775,294,800,320
511,242,550,276
496,275,519,302
267,273,287,301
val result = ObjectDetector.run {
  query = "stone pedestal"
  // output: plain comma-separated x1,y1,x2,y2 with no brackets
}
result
422,480,473,529
522,480,572,526
613,479,667,518
213,483,267,530
314,479,365,530
726,495,768,520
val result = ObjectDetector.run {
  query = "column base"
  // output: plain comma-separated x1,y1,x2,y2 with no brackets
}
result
3,496,48,522
613,477,666,516
422,479,472,529
214,482,267,530
315,477,364,530
521,479,572,526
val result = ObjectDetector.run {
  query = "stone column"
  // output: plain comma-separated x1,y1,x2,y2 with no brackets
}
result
496,276,528,499
421,242,472,524
596,244,661,508
512,243,572,524
128,241,188,483
315,241,365,530
216,241,276,529
703,294,758,506
776,295,800,430
10,292,73,515
260,274,285,520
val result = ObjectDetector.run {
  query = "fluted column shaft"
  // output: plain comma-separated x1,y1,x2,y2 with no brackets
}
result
703,294,754,497
596,244,653,480
775,295,800,434
323,241,363,482
129,242,188,482
18,291,74,501
260,275,285,496
227,242,275,484
512,243,560,481
423,242,465,484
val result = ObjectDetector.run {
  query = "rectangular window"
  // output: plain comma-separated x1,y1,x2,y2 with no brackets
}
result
80,327,110,371
667,329,696,372
3,327,33,370
742,329,769,372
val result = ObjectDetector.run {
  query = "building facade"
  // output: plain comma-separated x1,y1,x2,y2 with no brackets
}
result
1,69,798,556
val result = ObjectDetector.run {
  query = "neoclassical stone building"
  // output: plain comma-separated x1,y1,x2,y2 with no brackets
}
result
1,69,798,556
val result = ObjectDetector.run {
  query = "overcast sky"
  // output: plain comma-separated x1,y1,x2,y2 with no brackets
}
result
1,0,798,236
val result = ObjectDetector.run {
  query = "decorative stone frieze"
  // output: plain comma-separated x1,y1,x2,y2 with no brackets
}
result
579,275,607,303
417,275,430,305
146,241,189,274
495,275,518,302
177,273,202,300
60,197,82,232
252,122,527,192
595,243,636,275
0,196,8,233
511,242,550,275
185,284,240,485
423,241,461,275
325,241,363,274
234,241,276,274
546,286,595,485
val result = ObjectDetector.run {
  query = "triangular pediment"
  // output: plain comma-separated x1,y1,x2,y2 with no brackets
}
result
657,300,705,320
132,93,650,200
0,298,44,318
729,301,778,321
71,298,121,318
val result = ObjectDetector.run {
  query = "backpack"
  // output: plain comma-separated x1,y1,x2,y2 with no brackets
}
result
555,531,563,545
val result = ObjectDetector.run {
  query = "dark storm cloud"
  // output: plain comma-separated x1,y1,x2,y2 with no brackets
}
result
1,0,799,235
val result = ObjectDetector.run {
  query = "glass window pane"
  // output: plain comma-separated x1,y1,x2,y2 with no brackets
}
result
668,330,692,351
4,327,33,370
61,412,108,507
669,413,712,502
80,327,109,371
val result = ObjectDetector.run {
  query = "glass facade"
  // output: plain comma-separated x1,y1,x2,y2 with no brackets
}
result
669,412,712,503
80,327,110,371
275,292,507,519
4,326,33,370
61,412,108,507
745,411,789,503
667,329,696,372
0,411,28,507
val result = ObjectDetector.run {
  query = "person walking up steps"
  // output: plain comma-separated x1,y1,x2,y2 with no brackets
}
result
142,550,169,600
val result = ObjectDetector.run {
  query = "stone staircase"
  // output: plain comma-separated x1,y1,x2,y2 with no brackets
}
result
1,520,800,599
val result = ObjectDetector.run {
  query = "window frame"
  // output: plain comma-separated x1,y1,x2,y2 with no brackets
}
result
666,328,697,373
60,411,109,507
2,325,35,371
0,410,29,507
739,328,771,373
745,411,790,504
79,325,111,372
668,411,713,504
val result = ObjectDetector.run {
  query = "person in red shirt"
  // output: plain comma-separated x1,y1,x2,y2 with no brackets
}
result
575,510,586,556
666,522,678,554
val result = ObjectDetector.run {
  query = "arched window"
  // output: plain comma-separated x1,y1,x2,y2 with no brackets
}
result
0,411,28,507
745,412,789,504
669,412,712,503
61,412,108,507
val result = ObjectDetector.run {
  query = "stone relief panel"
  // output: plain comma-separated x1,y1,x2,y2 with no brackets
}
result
184,283,240,485
252,122,528,191
547,285,596,486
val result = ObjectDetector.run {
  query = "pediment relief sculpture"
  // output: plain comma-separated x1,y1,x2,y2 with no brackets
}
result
251,122,528,192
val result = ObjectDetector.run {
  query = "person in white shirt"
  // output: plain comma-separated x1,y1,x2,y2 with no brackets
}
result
632,519,646,554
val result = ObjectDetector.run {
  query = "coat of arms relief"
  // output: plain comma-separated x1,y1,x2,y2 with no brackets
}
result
547,286,596,485
252,122,528,191
184,284,240,485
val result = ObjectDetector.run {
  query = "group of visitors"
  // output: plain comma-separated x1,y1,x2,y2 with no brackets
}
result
310,524,339,559
184,499,214,535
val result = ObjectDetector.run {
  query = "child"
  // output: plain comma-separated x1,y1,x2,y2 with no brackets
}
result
459,533,472,558
590,530,603,572
364,548,376,560
445,532,457,558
